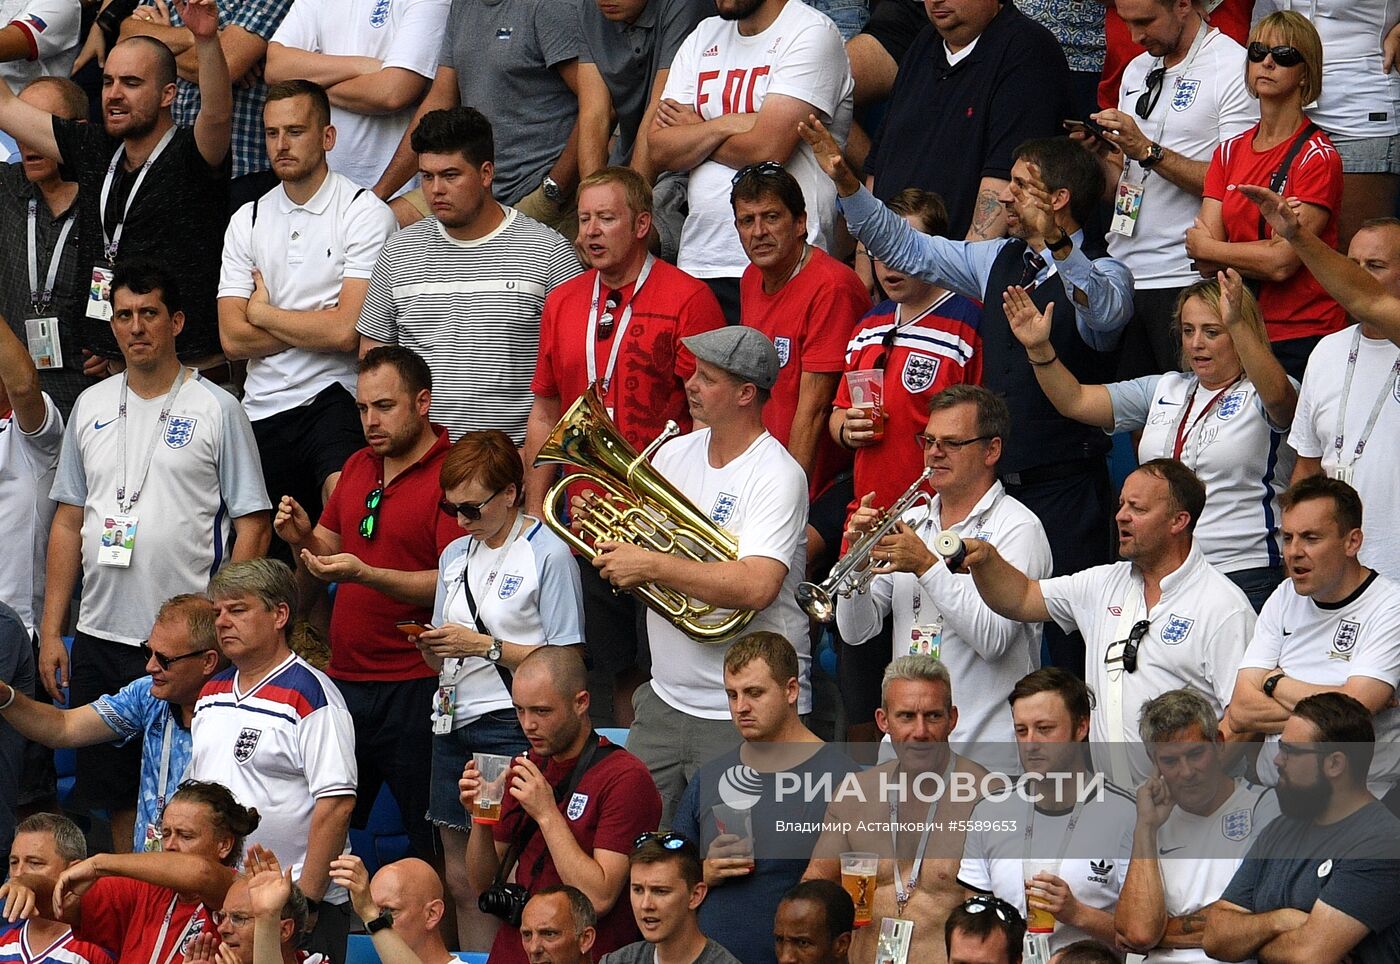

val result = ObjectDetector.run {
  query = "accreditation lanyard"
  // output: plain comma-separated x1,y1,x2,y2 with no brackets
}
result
911,488,1005,623
99,126,177,263
888,759,952,917
115,368,188,512
442,512,528,685
1168,374,1242,461
1128,22,1210,185
586,255,655,394
154,714,177,813
1332,325,1400,467
27,199,75,314
1023,792,1087,866
147,893,204,964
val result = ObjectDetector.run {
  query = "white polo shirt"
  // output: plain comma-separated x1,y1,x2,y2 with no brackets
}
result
1239,572,1400,791
1041,544,1256,786
1289,327,1400,579
1111,27,1257,288
646,428,809,718
836,481,1051,747
0,394,62,636
959,779,1137,955
1107,372,1296,574
219,171,399,421
1149,781,1279,964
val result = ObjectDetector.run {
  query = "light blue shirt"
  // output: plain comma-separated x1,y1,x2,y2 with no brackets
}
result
93,676,191,851
839,186,1134,350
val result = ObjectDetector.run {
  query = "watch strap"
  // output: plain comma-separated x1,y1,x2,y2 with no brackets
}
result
1263,672,1285,697
1046,231,1072,254
1141,142,1164,169
366,909,394,934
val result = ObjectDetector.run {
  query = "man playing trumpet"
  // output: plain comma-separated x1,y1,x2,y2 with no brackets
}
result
836,385,1051,753
586,326,811,828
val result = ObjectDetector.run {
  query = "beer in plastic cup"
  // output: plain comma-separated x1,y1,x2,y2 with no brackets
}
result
1023,859,1059,933
841,852,879,927
471,752,513,825
710,803,755,873
845,370,886,440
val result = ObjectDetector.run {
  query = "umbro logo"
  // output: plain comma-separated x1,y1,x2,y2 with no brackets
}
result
702,44,719,56
1107,606,1123,616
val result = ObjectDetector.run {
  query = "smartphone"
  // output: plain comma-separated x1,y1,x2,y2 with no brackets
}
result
396,620,434,636
1063,118,1112,141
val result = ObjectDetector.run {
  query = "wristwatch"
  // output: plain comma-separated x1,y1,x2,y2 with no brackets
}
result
1140,142,1165,170
365,909,394,934
486,637,504,663
1263,672,1285,697
542,174,565,205
1045,231,1073,255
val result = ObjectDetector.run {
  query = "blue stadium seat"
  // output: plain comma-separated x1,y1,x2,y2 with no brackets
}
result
455,954,488,963
345,936,487,962
347,785,412,878
596,727,629,747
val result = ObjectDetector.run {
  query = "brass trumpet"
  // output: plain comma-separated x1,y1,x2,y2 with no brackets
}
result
796,468,935,622
534,385,755,643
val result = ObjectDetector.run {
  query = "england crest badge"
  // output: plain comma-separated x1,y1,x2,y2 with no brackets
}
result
234,727,261,764
164,415,197,448
711,492,738,526
1216,392,1246,421
1172,79,1201,111
498,575,523,599
774,336,791,367
567,792,588,820
1161,614,1194,645
902,352,941,393
1222,807,1251,841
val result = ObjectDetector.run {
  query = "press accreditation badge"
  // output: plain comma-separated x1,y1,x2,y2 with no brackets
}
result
25,317,62,370
1110,178,1144,238
910,616,942,660
97,514,138,567
86,266,114,321
1322,458,1354,486
143,822,163,852
432,685,456,735
875,918,914,964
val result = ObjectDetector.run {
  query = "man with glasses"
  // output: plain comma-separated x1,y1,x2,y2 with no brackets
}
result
961,458,1254,786
1203,693,1400,962
837,385,1050,752
1077,0,1254,376
1226,476,1400,796
274,345,460,865
946,895,1026,964
804,127,1133,677
0,595,222,853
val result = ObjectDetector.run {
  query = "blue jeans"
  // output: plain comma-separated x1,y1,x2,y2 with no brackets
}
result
800,0,868,39
1227,566,1285,614
426,709,528,831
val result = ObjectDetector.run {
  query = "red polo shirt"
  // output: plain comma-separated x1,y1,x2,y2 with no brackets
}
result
320,426,461,681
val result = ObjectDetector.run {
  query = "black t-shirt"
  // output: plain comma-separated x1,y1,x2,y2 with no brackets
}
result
1221,800,1400,962
860,0,927,67
868,3,1070,238
52,117,229,360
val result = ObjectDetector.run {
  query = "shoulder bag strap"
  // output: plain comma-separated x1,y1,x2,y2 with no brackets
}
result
1258,123,1320,238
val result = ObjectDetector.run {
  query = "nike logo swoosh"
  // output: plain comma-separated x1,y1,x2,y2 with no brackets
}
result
1159,846,1186,855
93,418,114,430
1282,629,1293,636
1157,396,1172,405
1124,88,1141,97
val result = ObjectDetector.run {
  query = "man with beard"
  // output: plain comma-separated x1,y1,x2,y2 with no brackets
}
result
1227,476,1400,796
1203,693,1400,962
274,345,461,865
0,1,233,369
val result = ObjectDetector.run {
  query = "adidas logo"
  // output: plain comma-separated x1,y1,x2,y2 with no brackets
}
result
1087,859,1113,883
702,44,719,56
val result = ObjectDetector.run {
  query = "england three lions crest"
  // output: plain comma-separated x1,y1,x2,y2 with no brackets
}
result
773,337,791,367
233,727,261,764
1161,614,1194,645
1330,619,1361,661
1216,392,1246,421
1222,807,1251,841
902,352,941,393
1172,79,1201,111
164,415,197,448
710,492,739,526
498,575,523,599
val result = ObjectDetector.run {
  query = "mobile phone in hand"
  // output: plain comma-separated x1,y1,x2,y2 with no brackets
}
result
396,621,434,636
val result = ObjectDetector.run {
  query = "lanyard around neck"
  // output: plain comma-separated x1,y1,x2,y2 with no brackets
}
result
586,255,655,394
1332,325,1400,465
99,126,177,263
116,368,188,513
27,199,75,313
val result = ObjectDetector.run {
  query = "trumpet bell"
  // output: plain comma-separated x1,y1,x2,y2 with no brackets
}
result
796,581,835,623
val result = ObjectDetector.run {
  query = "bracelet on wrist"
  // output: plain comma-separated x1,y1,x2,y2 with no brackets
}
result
1028,353,1058,368
0,682,15,711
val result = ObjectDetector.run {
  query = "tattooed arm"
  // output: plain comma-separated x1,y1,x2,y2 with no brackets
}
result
965,177,1009,241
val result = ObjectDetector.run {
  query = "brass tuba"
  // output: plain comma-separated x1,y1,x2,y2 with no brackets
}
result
534,384,755,643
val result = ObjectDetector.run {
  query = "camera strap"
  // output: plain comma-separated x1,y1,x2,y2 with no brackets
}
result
490,734,620,888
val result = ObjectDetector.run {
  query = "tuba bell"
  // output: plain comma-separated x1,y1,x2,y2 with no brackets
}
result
534,384,755,643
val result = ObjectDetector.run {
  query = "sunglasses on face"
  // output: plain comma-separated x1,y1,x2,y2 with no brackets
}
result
140,641,212,671
359,486,383,540
1247,42,1304,68
439,486,506,522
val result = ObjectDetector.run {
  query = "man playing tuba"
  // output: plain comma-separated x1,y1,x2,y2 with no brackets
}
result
586,326,810,829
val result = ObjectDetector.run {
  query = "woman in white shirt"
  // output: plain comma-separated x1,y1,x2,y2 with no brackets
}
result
1006,270,1297,611
417,430,584,946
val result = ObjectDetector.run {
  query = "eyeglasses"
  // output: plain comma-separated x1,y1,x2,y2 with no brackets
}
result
140,641,212,671
596,290,622,340
961,895,1021,924
211,910,256,927
1276,741,1329,760
634,831,689,852
439,486,506,522
1135,65,1167,118
359,486,383,540
1247,42,1304,67
914,434,993,452
1106,619,1150,677
731,160,784,185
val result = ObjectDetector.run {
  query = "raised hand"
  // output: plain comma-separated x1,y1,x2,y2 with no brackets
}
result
1012,162,1058,245
1135,774,1176,831
273,495,313,546
797,114,860,197
1004,285,1055,353
1218,269,1247,329
328,855,377,924
1237,184,1301,241
246,850,293,921
178,0,219,40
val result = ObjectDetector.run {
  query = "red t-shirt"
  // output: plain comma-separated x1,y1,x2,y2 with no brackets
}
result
740,248,871,495
489,738,662,964
833,293,983,525
75,877,216,964
0,923,114,963
1203,123,1346,343
1099,0,1254,110
532,260,725,451
319,427,462,681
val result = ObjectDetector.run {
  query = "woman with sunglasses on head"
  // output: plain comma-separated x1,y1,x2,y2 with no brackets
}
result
1006,268,1297,612
1185,11,1345,382
416,429,585,951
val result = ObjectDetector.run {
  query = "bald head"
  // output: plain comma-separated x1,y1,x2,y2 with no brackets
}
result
515,645,588,699
369,858,449,957
373,858,443,903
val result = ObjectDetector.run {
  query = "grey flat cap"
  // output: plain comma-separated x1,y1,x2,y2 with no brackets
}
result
682,326,779,391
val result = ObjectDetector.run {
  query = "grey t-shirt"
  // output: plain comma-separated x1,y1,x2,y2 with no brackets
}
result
1221,800,1400,962
601,938,742,964
441,0,583,204
577,0,713,164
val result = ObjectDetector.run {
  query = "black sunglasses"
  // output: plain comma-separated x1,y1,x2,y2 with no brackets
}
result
1110,619,1151,674
634,831,689,852
1247,42,1304,68
141,641,212,671
359,486,383,540
1135,66,1167,119
731,160,784,185
439,486,506,522
961,895,1022,924
596,290,622,340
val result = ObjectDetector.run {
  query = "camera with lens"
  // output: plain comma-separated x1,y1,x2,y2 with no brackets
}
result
479,881,530,927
